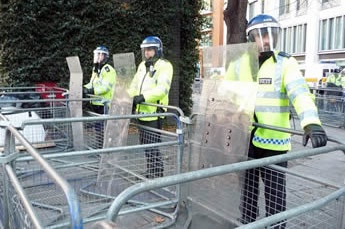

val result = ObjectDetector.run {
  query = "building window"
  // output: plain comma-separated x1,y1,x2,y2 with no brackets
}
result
279,0,290,15
261,0,265,13
321,0,340,10
200,0,213,47
281,28,286,51
320,20,327,50
296,0,307,11
292,26,297,52
200,33,212,47
335,16,343,49
328,18,334,49
319,16,345,51
286,27,292,52
280,24,306,54
343,16,345,49
249,1,256,20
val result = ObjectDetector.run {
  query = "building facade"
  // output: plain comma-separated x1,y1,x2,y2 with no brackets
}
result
248,0,345,79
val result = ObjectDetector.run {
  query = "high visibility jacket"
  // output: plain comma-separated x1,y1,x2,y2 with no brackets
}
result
128,58,173,121
84,64,117,107
224,51,321,151
326,74,344,88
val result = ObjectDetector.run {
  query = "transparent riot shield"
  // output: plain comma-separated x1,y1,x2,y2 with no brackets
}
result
97,53,136,191
187,43,258,225
103,52,136,148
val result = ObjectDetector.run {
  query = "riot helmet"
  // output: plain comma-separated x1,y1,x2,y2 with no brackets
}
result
93,45,109,64
247,14,281,53
140,36,163,62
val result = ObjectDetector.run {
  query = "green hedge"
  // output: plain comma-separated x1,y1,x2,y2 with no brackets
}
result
0,0,202,115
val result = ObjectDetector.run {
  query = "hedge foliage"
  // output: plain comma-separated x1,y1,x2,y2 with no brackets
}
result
0,0,202,115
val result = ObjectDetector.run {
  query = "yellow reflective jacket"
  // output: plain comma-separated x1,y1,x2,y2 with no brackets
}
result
225,52,321,151
84,64,117,107
326,74,344,87
128,59,173,121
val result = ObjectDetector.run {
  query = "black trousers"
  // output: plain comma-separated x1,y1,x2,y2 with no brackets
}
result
240,142,288,229
91,105,105,148
138,118,164,177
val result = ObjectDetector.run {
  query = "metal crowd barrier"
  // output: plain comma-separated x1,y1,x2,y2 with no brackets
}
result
0,86,344,228
0,95,184,228
102,143,345,228
293,87,345,128
0,123,82,228
0,87,185,228
101,122,345,229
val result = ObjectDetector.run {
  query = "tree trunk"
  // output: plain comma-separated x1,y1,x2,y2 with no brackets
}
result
224,0,248,44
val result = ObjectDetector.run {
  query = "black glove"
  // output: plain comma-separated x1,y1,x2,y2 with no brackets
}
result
132,94,145,114
303,124,327,148
133,94,145,106
82,87,94,98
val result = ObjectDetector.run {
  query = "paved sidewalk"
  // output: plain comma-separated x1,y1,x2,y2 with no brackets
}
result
289,119,345,186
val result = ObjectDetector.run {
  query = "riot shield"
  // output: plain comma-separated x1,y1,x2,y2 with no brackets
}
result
187,43,258,224
103,52,136,148
97,53,136,192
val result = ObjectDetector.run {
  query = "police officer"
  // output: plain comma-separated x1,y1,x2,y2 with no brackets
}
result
84,45,117,148
326,68,343,88
84,45,117,114
225,14,327,228
128,36,173,178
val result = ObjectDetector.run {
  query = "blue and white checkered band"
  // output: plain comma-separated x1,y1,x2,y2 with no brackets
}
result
253,135,291,145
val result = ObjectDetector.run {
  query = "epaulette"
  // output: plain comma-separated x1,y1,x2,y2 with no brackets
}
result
278,51,291,58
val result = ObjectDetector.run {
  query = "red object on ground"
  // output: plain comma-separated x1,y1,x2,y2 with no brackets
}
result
35,82,65,100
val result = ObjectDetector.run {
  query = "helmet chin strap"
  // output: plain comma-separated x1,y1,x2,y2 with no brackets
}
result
93,62,106,74
145,56,158,66
144,57,159,77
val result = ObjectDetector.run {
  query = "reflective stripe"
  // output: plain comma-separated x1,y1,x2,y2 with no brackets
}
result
255,105,290,113
274,55,283,91
164,78,171,85
287,86,310,102
285,78,306,92
95,81,113,91
234,59,241,81
155,85,169,96
253,135,291,145
256,91,288,99
139,111,158,115
94,82,113,94
299,109,320,120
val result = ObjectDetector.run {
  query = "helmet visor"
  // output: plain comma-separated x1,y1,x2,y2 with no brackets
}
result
248,27,280,52
141,45,159,61
93,50,108,64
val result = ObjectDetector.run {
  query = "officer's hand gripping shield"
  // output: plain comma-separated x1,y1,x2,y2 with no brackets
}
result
186,43,258,222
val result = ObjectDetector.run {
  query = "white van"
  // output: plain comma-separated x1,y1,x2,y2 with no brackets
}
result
301,61,340,88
